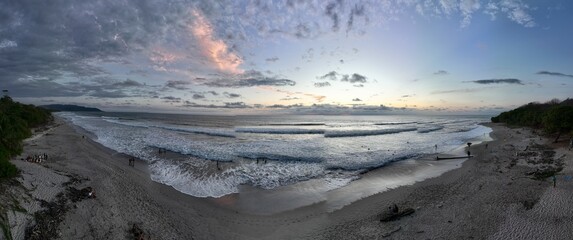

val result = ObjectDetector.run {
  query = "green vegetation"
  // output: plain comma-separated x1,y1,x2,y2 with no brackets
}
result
0,96,52,179
492,98,573,142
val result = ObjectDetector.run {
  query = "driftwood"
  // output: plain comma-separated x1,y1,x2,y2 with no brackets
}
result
380,208,415,222
130,224,150,240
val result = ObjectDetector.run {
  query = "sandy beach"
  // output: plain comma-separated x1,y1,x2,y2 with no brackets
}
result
3,118,572,240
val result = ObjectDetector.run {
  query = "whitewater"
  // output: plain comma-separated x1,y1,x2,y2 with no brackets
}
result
57,112,491,199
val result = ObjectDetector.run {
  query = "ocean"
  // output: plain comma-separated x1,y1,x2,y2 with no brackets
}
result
57,112,491,212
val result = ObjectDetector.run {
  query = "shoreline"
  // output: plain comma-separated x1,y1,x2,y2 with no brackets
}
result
4,118,572,239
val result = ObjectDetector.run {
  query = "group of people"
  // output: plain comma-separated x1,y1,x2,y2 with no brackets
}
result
24,153,48,163
128,157,136,167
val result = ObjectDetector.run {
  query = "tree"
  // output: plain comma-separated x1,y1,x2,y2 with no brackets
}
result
542,106,573,142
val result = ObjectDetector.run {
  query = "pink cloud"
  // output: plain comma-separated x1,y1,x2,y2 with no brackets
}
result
190,9,243,74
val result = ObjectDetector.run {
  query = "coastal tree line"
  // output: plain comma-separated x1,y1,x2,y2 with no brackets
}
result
491,98,573,142
0,96,52,179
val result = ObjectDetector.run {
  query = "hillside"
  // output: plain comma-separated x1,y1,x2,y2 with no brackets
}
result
40,104,103,112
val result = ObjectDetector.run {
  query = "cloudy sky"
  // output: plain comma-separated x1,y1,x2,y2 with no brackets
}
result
1,0,572,115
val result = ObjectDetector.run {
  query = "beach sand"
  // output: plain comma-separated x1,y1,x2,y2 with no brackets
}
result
3,119,572,239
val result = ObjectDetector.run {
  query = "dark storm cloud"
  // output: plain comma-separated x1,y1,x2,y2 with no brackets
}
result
314,82,331,88
536,71,573,78
469,79,523,85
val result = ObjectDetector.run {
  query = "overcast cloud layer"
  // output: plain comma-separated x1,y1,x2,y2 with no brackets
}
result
1,0,571,114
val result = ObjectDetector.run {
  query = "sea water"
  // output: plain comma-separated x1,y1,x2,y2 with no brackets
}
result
57,112,491,206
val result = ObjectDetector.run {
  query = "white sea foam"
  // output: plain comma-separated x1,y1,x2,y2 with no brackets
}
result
235,127,325,134
324,127,417,137
417,126,444,133
57,112,492,198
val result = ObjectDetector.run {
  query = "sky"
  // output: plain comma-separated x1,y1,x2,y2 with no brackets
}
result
1,0,572,115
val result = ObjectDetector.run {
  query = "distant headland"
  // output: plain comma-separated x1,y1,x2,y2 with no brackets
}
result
40,104,103,112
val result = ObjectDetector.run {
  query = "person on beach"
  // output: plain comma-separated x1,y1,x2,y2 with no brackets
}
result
569,137,573,151
434,144,438,152
552,175,557,188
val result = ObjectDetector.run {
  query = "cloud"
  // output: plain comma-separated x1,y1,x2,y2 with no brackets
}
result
198,70,296,88
190,9,243,74
0,0,195,98
314,82,331,88
537,71,573,78
165,80,191,90
264,87,327,103
316,71,368,84
346,3,368,34
318,71,340,81
280,96,300,101
223,92,241,98
341,73,367,83
431,88,487,95
207,91,219,96
192,93,205,100
484,0,535,27
286,103,395,115
161,96,182,102
459,0,481,27
325,1,342,32
468,78,523,85
182,101,251,109
352,98,362,101
0,0,542,103
434,70,449,75
265,57,279,62
108,79,143,88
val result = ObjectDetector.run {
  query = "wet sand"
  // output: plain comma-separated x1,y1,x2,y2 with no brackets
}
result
5,119,573,239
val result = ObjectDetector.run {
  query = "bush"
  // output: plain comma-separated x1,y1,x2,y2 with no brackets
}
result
491,98,573,140
0,96,52,179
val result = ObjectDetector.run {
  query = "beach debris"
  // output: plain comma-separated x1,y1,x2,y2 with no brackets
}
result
25,185,96,239
25,193,68,240
527,165,563,180
67,187,96,202
380,204,415,222
130,223,151,240
381,226,402,238
522,199,538,210
24,153,49,163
